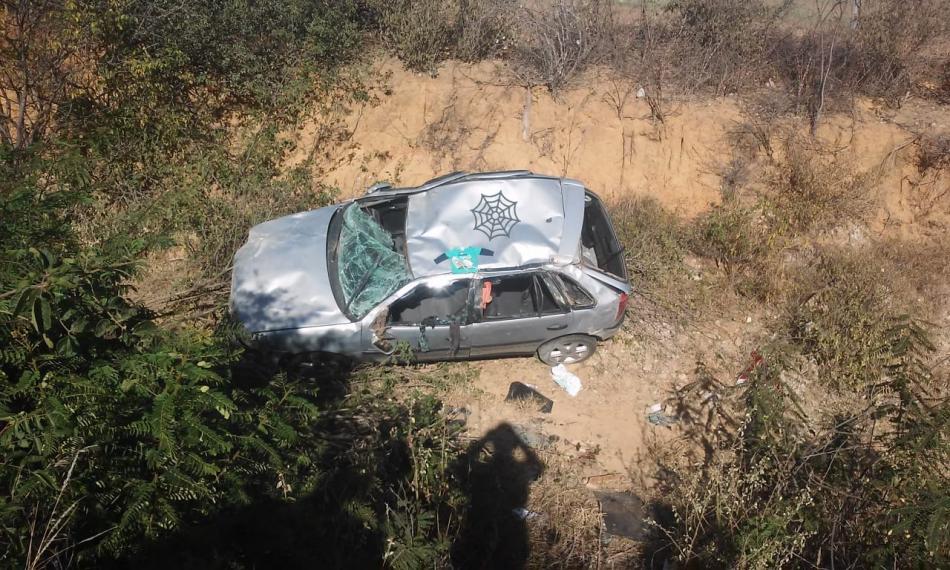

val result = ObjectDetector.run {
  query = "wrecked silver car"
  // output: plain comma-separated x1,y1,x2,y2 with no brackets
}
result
229,171,630,365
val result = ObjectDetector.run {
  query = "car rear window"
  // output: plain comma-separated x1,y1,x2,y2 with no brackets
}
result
581,194,627,279
535,275,563,314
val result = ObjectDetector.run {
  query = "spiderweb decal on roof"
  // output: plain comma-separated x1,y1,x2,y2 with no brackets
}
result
470,191,520,240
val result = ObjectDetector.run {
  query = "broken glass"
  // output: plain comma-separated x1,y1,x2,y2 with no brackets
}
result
338,204,411,318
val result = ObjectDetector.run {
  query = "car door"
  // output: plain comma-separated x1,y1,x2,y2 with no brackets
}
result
467,272,572,358
381,278,473,361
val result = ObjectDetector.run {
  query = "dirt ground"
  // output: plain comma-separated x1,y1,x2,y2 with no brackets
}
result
293,58,950,500
443,310,769,477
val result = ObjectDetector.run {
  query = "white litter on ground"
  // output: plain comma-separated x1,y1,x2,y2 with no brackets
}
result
646,403,677,427
551,364,582,396
512,507,540,520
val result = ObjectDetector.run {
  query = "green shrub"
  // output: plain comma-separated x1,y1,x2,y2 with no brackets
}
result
610,196,687,289
765,142,872,235
0,199,467,567
691,199,769,275
112,370,468,569
652,338,948,569
0,4,469,565
95,0,362,109
0,246,327,564
177,124,338,278
786,250,932,393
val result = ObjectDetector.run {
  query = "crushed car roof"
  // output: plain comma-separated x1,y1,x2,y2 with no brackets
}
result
403,173,586,277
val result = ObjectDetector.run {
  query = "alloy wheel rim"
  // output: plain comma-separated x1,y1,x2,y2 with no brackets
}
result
549,341,589,364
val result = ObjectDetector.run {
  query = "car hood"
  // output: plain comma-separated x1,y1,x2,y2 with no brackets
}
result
229,205,350,333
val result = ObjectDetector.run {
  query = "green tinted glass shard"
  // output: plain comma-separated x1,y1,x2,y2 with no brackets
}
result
338,205,411,318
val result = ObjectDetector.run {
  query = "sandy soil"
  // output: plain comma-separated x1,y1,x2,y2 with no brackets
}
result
297,59,949,235
444,311,769,477
293,57,950,494
294,59,743,216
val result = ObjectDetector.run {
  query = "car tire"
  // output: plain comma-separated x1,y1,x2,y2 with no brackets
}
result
537,334,597,366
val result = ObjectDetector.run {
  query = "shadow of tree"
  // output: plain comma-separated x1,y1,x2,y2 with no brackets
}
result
120,477,388,569
98,356,554,569
94,352,389,569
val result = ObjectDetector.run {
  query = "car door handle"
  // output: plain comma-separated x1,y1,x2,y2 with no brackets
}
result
547,324,568,331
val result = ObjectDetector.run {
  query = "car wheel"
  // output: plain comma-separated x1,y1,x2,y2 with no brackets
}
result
537,335,597,366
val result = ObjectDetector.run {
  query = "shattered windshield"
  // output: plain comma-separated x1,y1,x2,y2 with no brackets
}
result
337,203,412,318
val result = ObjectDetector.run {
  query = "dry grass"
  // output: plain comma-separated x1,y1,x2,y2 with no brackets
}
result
764,139,874,235
367,0,514,72
366,0,458,72
644,308,945,567
691,199,769,273
842,0,949,100
784,248,913,391
917,133,950,174
609,196,687,289
606,196,721,338
455,0,515,62
525,449,641,569
507,0,612,94
681,134,883,303
873,237,950,315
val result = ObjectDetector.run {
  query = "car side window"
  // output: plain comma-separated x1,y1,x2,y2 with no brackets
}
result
481,274,536,320
536,274,565,315
387,280,471,326
554,275,595,308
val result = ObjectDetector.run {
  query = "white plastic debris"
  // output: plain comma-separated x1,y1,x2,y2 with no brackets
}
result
551,364,582,396
512,507,540,520
646,403,677,427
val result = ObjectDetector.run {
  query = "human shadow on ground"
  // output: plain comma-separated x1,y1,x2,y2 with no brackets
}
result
451,423,544,570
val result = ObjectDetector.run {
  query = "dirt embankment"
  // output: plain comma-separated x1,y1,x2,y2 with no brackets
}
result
295,58,949,238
